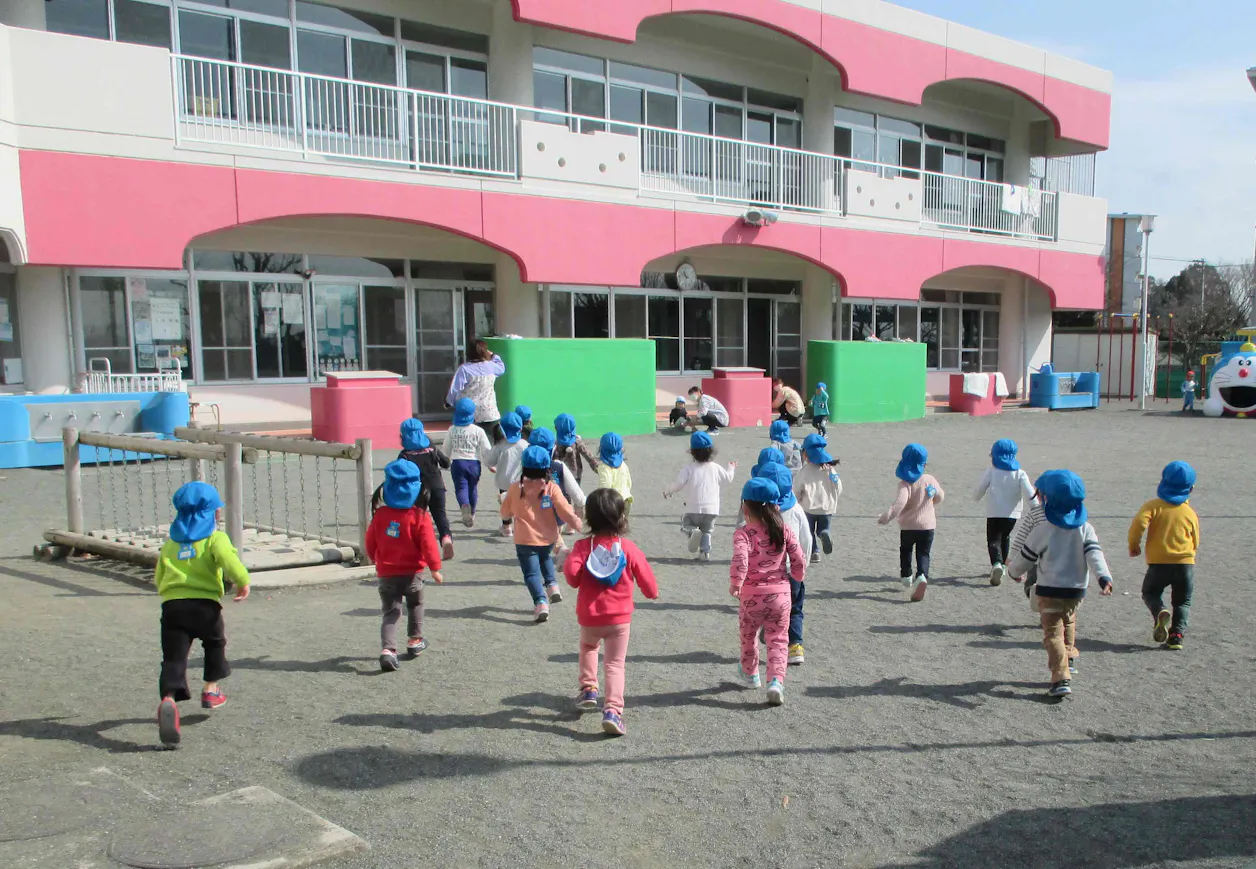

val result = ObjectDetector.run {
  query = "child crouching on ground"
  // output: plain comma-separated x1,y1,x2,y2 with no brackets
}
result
972,438,1034,587
488,412,528,537
563,488,659,736
365,459,443,673
1129,461,1199,650
596,433,633,514
663,431,736,560
769,420,803,470
668,396,689,430
1007,470,1113,698
794,434,841,566
155,482,250,748
731,478,806,706
877,443,944,602
502,445,583,622
399,418,454,560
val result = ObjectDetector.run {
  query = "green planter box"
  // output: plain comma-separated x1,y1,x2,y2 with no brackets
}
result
485,338,658,436
806,340,926,423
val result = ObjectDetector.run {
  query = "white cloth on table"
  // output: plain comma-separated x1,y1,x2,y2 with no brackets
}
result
961,373,991,398
993,372,1009,397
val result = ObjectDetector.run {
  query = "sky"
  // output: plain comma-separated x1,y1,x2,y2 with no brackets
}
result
894,0,1256,280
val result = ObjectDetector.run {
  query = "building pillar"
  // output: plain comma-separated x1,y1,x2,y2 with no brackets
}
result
488,0,533,107
15,266,73,393
802,56,836,156
0,0,46,29
493,252,539,337
1023,277,1053,392
801,264,835,384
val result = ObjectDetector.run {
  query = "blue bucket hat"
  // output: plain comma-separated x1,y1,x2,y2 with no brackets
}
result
169,481,223,543
756,461,797,512
515,405,532,422
453,397,476,426
802,433,833,465
741,477,780,504
895,443,928,483
1036,469,1087,529
382,459,422,509
690,431,713,450
554,413,577,447
529,427,555,453
400,418,430,451
769,420,792,444
816,382,827,391
599,432,624,468
500,412,523,444
991,438,1019,472
1157,461,1196,506
674,395,686,404
521,444,553,471
752,446,785,478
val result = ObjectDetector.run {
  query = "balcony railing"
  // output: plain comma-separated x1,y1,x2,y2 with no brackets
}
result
172,55,1061,241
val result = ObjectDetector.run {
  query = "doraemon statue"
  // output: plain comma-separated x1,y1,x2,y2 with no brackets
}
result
1203,341,1256,417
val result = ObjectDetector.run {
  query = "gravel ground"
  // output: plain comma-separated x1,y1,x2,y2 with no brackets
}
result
1,403,1255,869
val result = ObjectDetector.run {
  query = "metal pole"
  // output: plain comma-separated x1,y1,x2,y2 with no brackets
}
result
1105,315,1114,402
63,427,84,534
1139,229,1151,409
1116,319,1124,402
1167,314,1174,403
355,437,373,564
1129,314,1138,402
224,441,244,548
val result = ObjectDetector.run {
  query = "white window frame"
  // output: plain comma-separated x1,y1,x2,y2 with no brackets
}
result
839,293,1000,373
74,268,194,379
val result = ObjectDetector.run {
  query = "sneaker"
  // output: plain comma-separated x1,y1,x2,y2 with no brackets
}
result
534,602,550,623
1023,578,1035,599
708,429,721,436
576,687,600,711
460,504,473,527
900,575,913,588
498,524,512,538
441,536,455,560
738,665,762,689
700,532,712,554
406,638,428,658
1048,680,1072,698
788,643,805,665
766,678,785,706
1166,632,1183,651
1068,654,1079,675
910,575,928,602
698,551,711,562
1152,609,1172,644
819,530,833,555
601,709,626,736
687,527,701,553
379,651,398,672
809,551,821,564
989,563,1005,586
201,689,227,709
546,584,563,604
157,697,180,747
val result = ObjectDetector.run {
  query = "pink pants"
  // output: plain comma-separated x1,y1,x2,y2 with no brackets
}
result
738,592,790,682
579,623,631,714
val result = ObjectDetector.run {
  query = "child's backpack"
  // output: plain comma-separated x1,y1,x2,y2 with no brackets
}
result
585,538,627,587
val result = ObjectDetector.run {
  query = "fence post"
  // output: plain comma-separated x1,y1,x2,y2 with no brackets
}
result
63,427,83,534
224,441,244,548
185,418,206,482
356,437,373,564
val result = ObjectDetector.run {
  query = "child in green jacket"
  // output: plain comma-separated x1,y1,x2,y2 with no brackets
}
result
155,481,250,747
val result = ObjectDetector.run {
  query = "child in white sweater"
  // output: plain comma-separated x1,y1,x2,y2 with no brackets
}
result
972,438,1035,586
794,434,842,564
663,431,736,560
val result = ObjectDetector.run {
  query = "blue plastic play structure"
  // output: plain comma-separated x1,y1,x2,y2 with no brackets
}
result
1028,363,1101,410
0,391,190,469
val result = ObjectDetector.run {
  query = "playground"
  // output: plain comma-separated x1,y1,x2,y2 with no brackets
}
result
1,404,1254,869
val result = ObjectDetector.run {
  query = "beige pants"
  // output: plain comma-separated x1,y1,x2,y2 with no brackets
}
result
1033,589,1081,682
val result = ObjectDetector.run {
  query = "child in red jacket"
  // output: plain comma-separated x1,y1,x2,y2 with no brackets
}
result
562,488,658,736
365,459,443,672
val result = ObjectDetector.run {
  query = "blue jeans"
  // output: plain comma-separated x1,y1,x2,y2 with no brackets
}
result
789,578,805,645
450,459,481,511
1183,392,1195,411
806,513,831,556
515,544,556,605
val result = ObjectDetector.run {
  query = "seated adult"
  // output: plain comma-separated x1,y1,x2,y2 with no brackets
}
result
772,378,804,425
686,386,729,434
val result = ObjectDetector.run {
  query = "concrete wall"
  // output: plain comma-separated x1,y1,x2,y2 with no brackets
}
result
14,266,73,393
0,27,26,264
186,383,314,428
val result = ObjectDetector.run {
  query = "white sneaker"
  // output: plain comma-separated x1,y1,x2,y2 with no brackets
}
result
460,504,473,527
687,527,701,553
738,666,761,689
910,575,928,602
989,564,1005,586
699,551,711,562
900,575,913,588
809,551,821,564
534,602,550,622
766,678,785,706
546,584,563,604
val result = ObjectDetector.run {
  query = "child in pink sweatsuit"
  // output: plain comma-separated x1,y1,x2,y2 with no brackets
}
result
878,443,945,603
730,477,806,707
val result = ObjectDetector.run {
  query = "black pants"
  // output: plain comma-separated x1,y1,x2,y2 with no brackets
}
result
428,488,451,541
985,517,1017,566
669,408,689,427
899,529,934,579
160,598,229,701
778,410,802,425
701,413,724,432
812,414,828,434
1141,564,1194,634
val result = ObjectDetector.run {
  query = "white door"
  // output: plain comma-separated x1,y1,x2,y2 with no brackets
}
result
414,285,465,415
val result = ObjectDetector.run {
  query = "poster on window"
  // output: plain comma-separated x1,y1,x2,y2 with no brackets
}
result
262,309,280,336
0,299,9,325
133,319,153,344
282,294,305,325
136,343,157,370
149,298,183,340
127,277,148,301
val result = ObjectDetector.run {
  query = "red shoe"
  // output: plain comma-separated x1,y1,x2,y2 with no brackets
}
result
441,536,454,560
201,689,227,710
158,697,181,747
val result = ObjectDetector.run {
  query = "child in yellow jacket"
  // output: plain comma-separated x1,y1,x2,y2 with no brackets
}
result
154,482,251,747
1129,462,1199,650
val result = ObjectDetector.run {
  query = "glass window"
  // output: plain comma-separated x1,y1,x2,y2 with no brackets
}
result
46,0,110,40
897,304,918,342
648,296,680,371
646,91,678,128
533,46,604,77
312,284,361,375
306,255,404,278
683,296,713,372
925,125,965,145
548,290,572,337
875,303,896,340
961,307,982,372
834,107,875,129
129,278,191,378
966,133,1005,153
253,283,307,379
609,61,675,90
919,306,940,368
114,0,172,49
610,85,643,128
450,58,487,99
747,88,801,113
296,2,392,36
614,294,646,339
0,273,20,379
682,97,711,135
409,261,493,281
982,310,1000,373
297,29,347,76
572,292,609,338
399,20,489,54
681,76,742,102
240,19,291,68
963,292,999,306
193,250,304,273
713,104,742,139
570,77,606,131
406,51,445,92
840,301,851,340
364,285,407,375
533,70,567,122
747,279,798,296
715,297,744,367
351,39,396,84
179,10,235,61
199,0,288,16
880,116,921,137
80,277,132,372
940,306,960,370
849,303,872,340
198,279,254,381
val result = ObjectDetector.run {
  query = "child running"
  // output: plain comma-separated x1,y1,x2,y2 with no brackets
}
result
755,462,813,666
443,397,494,528
530,427,587,554
365,459,443,672
516,405,534,439
487,412,529,537
562,488,659,736
663,431,736,560
554,413,600,486
399,418,454,560
810,382,830,436
731,478,806,706
501,444,584,621
794,434,842,566
1007,470,1113,698
972,438,1035,587
154,482,250,748
769,420,803,471
877,443,944,602
596,433,633,514
1129,461,1199,650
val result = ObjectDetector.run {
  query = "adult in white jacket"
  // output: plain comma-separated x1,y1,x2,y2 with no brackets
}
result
972,438,1035,587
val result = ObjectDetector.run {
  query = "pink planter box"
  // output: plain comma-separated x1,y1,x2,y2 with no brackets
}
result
311,370,412,449
948,374,1003,417
701,367,772,428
